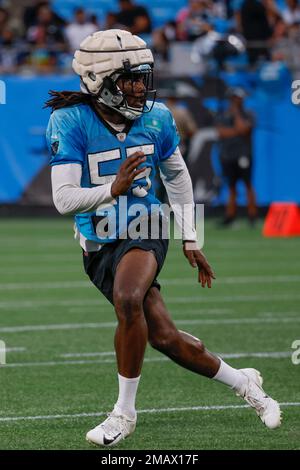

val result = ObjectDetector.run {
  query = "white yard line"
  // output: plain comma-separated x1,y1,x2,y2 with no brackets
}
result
0,316,299,333
1,293,300,310
0,322,116,333
0,351,292,368
60,351,116,358
59,351,291,359
1,275,300,290
0,254,283,262
66,307,233,316
0,402,299,423
1,358,168,368
164,276,300,285
0,281,90,290
4,347,26,352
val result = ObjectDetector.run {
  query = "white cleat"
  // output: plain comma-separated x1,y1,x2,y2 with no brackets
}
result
86,410,136,447
236,368,282,429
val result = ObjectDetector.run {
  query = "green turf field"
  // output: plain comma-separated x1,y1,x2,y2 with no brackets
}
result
0,218,299,450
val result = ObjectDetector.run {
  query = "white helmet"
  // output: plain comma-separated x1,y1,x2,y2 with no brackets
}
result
72,29,156,120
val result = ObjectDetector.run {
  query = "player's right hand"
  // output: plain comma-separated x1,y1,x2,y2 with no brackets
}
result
111,152,146,198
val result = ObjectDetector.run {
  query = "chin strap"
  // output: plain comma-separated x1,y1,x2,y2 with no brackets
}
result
96,95,143,121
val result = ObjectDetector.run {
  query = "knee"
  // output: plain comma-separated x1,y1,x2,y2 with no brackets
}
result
114,288,144,322
149,327,180,353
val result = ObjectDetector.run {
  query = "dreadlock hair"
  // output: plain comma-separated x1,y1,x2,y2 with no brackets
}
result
44,90,94,111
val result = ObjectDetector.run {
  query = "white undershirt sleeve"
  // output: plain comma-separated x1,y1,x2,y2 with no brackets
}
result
159,147,198,243
51,163,116,215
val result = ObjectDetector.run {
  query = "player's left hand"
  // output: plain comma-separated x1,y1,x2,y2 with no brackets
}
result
183,241,216,288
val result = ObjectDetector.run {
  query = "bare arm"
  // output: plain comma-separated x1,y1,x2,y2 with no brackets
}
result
217,113,252,139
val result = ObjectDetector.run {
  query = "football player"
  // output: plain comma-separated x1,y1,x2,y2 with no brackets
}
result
46,29,281,447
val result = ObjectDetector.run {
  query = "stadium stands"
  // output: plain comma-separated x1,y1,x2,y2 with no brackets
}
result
51,0,185,27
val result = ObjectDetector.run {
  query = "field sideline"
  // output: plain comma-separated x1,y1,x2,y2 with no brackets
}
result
0,218,299,450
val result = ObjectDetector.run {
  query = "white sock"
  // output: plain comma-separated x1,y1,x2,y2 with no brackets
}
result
212,359,247,392
114,374,140,420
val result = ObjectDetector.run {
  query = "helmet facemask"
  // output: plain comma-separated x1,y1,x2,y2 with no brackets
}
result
73,30,156,120
96,63,156,120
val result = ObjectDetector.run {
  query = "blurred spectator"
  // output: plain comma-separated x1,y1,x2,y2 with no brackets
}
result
263,0,286,41
0,6,20,72
282,0,300,25
0,5,9,37
26,4,65,46
25,4,66,73
0,5,18,40
90,14,100,29
236,0,273,64
263,0,281,28
210,0,227,19
152,21,177,61
115,0,152,34
105,12,119,30
263,0,287,41
176,0,214,41
23,0,65,29
65,8,98,51
215,87,257,225
165,95,198,158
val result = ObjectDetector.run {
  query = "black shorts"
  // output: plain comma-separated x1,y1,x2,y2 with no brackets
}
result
222,156,252,187
83,237,169,305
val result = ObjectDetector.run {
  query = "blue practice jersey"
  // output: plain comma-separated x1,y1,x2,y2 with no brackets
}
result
47,101,180,243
